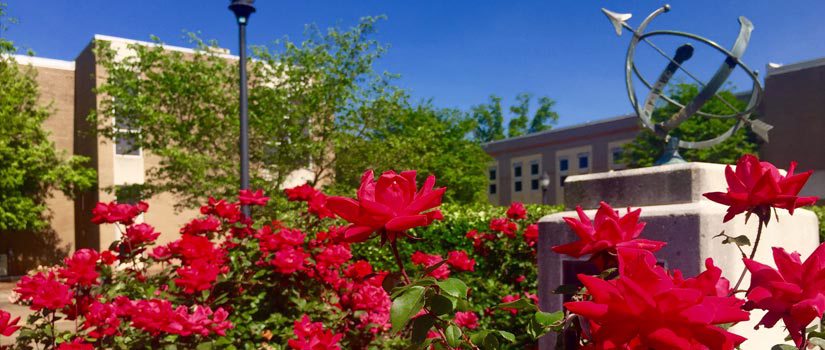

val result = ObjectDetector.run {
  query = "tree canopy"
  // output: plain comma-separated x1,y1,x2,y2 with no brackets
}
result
93,17,490,207
472,93,559,142
620,83,760,168
0,5,96,231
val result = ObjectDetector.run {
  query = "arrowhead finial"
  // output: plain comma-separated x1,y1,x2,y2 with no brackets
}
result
601,8,632,36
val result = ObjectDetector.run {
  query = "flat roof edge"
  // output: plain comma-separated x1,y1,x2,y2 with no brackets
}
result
11,55,75,71
93,34,237,60
483,114,636,147
767,56,825,76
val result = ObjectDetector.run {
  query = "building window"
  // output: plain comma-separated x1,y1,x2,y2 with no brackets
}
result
489,168,497,181
612,147,623,165
531,179,540,190
578,153,589,169
514,181,523,192
489,184,497,195
560,175,568,187
559,158,569,172
513,164,522,178
530,162,539,176
114,116,141,156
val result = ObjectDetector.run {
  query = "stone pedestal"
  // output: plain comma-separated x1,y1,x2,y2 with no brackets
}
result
537,162,819,349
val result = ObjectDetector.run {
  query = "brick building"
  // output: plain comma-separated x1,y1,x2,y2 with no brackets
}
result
484,56,825,206
5,35,315,275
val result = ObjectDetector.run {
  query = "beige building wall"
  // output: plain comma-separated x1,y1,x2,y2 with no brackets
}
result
554,145,592,204
6,57,78,274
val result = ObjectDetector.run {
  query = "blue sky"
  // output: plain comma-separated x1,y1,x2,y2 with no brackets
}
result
5,1,825,127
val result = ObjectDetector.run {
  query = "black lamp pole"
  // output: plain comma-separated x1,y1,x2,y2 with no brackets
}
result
229,0,256,217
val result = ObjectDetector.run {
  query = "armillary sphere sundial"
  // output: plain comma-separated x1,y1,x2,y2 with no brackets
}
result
602,5,773,165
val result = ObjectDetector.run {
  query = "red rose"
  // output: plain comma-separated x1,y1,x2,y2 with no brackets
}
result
91,201,148,225
489,218,518,238
326,170,445,243
238,189,269,206
100,250,118,265
704,154,818,222
175,262,221,294
743,244,825,348
288,315,342,350
446,250,475,272
56,338,94,350
271,247,309,275
411,251,450,280
552,202,665,270
345,260,374,280
284,183,319,202
523,223,539,247
454,311,479,329
15,272,73,311
565,248,749,349
124,223,160,246
59,249,100,286
0,309,20,336
506,202,527,220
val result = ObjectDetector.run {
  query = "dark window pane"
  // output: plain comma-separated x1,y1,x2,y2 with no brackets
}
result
489,184,497,194
559,159,568,172
514,181,522,192
489,169,497,180
578,155,589,169
531,163,539,175
560,175,568,187
116,134,140,156
514,166,522,178
612,148,623,163
531,179,539,190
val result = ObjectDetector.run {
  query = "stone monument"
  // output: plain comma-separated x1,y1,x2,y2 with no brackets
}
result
536,5,820,349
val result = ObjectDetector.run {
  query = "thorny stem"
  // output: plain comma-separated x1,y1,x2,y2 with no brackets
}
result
730,218,765,296
390,241,411,284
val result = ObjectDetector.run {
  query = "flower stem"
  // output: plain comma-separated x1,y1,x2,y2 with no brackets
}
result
390,241,411,284
730,218,765,295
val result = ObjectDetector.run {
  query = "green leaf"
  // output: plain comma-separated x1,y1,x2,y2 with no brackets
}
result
722,235,751,247
534,311,564,326
496,330,516,343
421,260,448,277
770,345,797,350
445,324,462,348
809,337,825,348
391,286,426,333
428,294,453,316
496,297,537,311
410,314,436,344
383,272,404,294
436,278,468,299
196,342,213,350
552,284,581,295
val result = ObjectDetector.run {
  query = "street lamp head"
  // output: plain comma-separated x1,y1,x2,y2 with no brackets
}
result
539,172,551,190
229,0,256,24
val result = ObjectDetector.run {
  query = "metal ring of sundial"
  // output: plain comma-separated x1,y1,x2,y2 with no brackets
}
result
610,5,771,150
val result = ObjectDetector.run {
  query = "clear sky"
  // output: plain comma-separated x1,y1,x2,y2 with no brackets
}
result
4,1,825,127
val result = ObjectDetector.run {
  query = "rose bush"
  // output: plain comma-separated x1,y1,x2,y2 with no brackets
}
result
0,154,822,349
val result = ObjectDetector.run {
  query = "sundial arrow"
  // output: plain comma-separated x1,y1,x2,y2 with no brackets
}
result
601,8,632,36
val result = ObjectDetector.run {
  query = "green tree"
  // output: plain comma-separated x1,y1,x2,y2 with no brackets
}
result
94,17,491,207
475,93,559,141
93,17,398,209
0,5,96,231
473,95,506,142
508,93,531,137
621,83,759,167
334,96,491,203
530,96,560,133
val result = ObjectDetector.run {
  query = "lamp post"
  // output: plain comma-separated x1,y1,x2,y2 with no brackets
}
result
229,0,256,217
539,172,551,205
